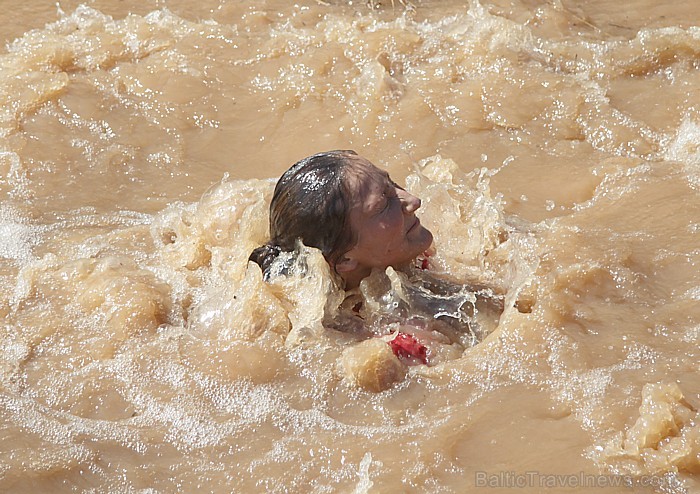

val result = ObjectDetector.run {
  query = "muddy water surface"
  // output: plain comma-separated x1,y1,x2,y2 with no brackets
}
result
0,0,699,492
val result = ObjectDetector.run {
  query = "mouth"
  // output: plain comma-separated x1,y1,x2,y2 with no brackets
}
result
406,217,419,234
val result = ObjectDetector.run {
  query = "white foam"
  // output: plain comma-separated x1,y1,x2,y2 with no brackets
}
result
353,452,377,494
665,117,700,189
0,203,39,261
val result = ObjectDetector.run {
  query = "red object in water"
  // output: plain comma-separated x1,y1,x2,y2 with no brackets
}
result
418,250,432,270
388,332,428,365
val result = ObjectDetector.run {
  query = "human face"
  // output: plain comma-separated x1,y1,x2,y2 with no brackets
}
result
338,159,433,283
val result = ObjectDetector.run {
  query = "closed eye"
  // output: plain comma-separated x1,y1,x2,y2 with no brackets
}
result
373,191,395,216
383,195,397,212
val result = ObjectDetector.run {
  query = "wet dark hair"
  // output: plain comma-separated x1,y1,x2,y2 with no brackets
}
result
249,150,359,274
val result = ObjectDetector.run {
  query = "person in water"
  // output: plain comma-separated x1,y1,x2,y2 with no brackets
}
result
249,149,434,289
249,150,503,377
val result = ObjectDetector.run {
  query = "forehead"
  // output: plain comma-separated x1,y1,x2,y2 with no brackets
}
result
346,159,390,196
344,159,394,214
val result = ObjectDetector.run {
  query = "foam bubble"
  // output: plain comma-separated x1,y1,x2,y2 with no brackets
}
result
0,203,40,262
665,117,700,189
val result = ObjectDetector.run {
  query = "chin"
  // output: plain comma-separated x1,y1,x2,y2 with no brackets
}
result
415,226,433,251
404,233,432,262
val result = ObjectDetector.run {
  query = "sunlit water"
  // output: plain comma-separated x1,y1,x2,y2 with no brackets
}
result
0,0,699,492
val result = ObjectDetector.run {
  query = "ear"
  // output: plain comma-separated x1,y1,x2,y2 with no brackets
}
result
334,255,358,273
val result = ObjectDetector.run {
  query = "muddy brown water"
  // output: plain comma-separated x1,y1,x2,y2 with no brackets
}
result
0,0,699,492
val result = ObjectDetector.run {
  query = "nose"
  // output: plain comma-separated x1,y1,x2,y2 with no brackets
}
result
398,189,421,214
